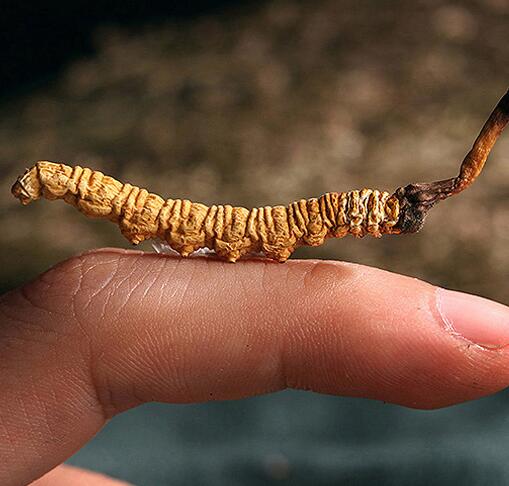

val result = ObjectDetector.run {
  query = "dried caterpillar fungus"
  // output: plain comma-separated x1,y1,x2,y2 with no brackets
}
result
11,161,400,262
12,89,509,262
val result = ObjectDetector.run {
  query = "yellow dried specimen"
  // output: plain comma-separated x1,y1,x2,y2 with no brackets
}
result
11,162,400,262
11,91,509,262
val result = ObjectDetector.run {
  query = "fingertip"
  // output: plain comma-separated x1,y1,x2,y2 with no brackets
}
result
280,264,509,409
437,287,509,350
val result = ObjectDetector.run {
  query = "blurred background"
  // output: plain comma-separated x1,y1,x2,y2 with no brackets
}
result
1,0,508,484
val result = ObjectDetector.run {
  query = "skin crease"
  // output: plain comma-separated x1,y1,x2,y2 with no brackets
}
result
0,249,509,485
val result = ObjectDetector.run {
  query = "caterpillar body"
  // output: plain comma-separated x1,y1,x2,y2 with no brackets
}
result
11,90,509,262
11,162,400,262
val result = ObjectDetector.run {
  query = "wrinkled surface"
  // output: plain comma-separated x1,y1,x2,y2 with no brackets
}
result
13,162,399,261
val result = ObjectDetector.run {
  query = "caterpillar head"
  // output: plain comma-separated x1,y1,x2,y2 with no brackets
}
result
11,165,42,205
12,161,73,205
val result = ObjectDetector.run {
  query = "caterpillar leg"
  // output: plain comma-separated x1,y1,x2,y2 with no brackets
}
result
220,247,293,262
214,238,253,263
261,244,294,263
273,248,294,262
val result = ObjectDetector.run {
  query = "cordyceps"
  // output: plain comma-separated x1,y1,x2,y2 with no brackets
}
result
11,90,509,262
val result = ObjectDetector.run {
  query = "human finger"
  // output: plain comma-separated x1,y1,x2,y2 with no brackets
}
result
30,464,132,486
2,249,509,484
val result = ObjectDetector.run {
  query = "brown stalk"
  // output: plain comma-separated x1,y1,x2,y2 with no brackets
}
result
393,89,509,234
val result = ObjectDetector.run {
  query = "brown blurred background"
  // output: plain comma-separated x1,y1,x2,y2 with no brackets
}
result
1,1,508,484
2,0,508,300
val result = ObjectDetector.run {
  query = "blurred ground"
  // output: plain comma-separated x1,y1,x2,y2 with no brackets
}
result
1,0,508,484
68,392,509,486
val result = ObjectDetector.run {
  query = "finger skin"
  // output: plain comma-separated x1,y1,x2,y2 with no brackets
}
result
30,464,132,486
1,249,509,484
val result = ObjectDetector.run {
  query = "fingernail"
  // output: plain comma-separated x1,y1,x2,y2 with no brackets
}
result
436,288,509,349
